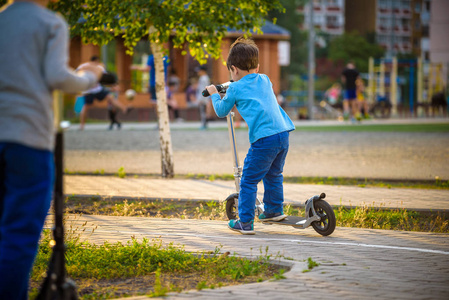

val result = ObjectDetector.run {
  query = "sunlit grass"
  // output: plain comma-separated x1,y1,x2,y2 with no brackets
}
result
30,231,279,299
66,197,449,233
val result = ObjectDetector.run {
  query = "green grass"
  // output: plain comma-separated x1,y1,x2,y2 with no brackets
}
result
30,232,279,299
294,123,449,132
302,257,320,273
283,176,449,190
183,174,449,190
283,204,449,233
66,197,449,233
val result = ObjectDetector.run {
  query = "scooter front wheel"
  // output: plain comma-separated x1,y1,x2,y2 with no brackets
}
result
310,199,336,236
225,193,239,220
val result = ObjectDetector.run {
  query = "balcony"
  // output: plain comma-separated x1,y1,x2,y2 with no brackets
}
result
327,6,341,12
379,7,390,14
326,24,341,30
392,25,412,36
402,43,411,51
378,25,389,33
325,24,343,34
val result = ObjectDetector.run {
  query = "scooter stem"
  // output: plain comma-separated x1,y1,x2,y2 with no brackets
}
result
227,112,242,192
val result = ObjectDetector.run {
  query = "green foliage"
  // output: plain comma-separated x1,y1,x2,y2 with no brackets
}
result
335,206,449,232
272,268,286,280
149,268,168,297
328,32,385,72
50,0,284,63
32,235,277,298
294,123,449,133
117,166,126,178
307,257,319,270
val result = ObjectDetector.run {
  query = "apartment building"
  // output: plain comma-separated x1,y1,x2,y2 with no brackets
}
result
344,0,431,58
300,0,346,37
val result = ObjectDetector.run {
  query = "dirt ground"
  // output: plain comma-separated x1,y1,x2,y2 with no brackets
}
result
64,126,449,180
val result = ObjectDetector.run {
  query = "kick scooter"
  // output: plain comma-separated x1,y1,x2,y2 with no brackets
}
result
222,105,336,236
202,82,336,236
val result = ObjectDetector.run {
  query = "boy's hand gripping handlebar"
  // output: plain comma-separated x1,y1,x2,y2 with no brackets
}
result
202,80,233,97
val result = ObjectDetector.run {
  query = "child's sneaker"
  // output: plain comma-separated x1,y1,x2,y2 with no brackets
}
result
228,219,255,235
259,212,287,222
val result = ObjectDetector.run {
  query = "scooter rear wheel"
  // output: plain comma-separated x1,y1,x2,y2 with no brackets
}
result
225,193,239,220
309,200,336,236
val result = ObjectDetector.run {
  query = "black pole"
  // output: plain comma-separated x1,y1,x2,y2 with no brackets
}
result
37,129,78,300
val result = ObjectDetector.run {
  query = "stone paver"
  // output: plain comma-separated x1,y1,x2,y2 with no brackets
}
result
65,175,449,211
54,215,449,300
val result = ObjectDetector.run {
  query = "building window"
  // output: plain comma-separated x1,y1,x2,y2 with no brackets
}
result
326,15,339,28
414,2,421,13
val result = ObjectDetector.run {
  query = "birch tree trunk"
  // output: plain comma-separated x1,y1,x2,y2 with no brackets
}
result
149,27,174,178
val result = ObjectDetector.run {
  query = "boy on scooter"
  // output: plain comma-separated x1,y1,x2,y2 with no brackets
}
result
205,37,295,234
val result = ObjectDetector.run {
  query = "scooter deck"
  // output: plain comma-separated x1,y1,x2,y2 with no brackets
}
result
262,216,308,228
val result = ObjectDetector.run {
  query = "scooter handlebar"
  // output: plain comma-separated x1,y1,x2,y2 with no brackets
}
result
202,81,233,97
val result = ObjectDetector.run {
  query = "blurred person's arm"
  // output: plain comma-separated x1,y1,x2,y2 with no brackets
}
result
43,15,100,93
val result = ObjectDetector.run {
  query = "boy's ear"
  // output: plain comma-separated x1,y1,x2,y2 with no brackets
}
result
256,64,260,73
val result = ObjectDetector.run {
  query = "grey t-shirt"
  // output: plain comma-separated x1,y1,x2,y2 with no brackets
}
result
196,74,210,104
0,2,97,150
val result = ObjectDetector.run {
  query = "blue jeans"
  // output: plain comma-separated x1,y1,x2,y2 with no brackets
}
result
238,131,289,223
0,143,54,300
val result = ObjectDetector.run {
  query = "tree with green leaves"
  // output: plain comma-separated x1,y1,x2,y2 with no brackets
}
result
0,0,284,178
328,32,385,73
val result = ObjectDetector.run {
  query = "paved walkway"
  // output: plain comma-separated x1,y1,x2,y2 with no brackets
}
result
61,175,449,299
61,118,449,299
65,175,449,212
62,215,449,300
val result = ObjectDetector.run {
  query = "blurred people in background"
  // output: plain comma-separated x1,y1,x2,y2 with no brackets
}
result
325,83,342,106
107,84,122,130
77,56,129,130
131,54,170,102
356,78,370,120
341,61,360,122
168,68,181,93
185,77,199,107
195,65,211,129
167,80,182,122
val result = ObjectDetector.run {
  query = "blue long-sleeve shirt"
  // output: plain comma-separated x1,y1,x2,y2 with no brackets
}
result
211,73,295,144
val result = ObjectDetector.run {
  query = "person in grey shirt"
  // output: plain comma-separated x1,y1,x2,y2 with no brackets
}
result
0,1,102,299
195,65,211,129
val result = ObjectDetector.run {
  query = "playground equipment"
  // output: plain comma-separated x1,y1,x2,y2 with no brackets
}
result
368,57,447,117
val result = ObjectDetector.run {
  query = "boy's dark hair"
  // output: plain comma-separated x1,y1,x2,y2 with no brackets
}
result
227,37,259,72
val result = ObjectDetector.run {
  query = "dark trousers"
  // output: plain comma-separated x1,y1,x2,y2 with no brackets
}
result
0,143,54,300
